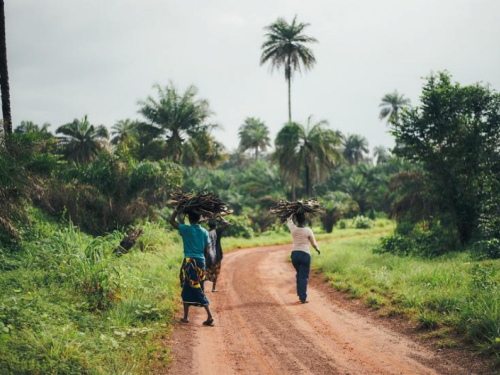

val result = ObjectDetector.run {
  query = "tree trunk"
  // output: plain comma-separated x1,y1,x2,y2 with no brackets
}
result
304,161,310,198
286,55,292,123
287,76,291,124
0,0,11,135
255,146,258,160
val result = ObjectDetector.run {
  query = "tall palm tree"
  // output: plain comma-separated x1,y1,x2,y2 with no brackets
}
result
342,134,369,165
260,16,317,123
373,145,390,164
138,83,215,163
56,115,109,163
238,117,271,159
0,0,11,135
379,90,411,125
273,116,342,198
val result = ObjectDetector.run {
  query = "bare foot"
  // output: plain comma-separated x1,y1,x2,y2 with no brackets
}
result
180,318,189,323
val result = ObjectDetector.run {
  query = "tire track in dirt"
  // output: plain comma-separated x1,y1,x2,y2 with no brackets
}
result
164,244,471,375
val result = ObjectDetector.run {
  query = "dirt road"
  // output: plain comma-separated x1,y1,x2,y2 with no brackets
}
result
165,244,472,375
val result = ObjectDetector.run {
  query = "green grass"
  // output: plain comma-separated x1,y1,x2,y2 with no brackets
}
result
313,232,500,358
224,218,395,251
0,212,183,374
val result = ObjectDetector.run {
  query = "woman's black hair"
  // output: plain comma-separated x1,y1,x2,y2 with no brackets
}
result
294,212,306,225
188,212,201,223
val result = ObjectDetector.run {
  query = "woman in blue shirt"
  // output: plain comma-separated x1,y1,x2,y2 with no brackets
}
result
169,205,214,326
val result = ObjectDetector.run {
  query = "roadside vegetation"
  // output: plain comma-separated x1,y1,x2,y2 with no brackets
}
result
314,232,500,358
0,212,183,373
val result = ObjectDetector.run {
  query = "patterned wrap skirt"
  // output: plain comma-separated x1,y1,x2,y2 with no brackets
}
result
205,261,222,282
179,257,210,306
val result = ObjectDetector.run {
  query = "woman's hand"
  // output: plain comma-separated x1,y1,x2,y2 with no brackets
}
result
315,247,321,255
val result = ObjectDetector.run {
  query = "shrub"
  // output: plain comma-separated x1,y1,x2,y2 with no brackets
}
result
374,219,460,258
222,215,254,238
43,156,183,235
352,215,372,229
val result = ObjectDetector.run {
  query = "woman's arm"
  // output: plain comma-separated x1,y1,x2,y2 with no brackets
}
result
168,205,181,230
308,231,320,254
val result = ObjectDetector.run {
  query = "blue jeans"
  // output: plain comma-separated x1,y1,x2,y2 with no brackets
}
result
291,251,311,302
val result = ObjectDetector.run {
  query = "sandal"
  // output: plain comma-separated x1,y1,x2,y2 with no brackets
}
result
202,319,214,326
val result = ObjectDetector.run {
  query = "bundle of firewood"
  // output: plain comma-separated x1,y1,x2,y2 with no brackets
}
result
167,189,233,218
270,198,325,222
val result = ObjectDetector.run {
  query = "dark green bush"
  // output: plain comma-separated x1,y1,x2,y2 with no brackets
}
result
223,215,254,238
374,220,460,258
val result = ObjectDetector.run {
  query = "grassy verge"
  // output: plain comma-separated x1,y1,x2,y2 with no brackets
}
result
223,218,394,250
313,232,500,358
0,212,183,374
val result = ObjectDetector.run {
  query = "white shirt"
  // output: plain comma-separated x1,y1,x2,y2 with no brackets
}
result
287,218,318,254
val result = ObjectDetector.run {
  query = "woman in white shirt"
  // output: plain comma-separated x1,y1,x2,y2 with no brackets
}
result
287,212,320,303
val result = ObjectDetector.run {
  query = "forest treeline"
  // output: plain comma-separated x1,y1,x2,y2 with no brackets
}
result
1,72,500,260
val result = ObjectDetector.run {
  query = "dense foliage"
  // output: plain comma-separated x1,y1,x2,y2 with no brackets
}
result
378,72,500,258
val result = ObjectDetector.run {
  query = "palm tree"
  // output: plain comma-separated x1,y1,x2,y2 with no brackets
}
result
238,117,271,159
138,83,215,163
320,191,359,233
111,119,139,145
373,145,390,164
0,0,11,135
273,116,342,198
56,115,109,162
342,174,371,214
379,90,411,125
182,131,226,167
14,121,51,135
260,16,317,123
343,134,369,165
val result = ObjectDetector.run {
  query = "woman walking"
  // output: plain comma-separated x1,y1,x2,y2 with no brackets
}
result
287,212,320,303
169,205,214,326
205,219,229,292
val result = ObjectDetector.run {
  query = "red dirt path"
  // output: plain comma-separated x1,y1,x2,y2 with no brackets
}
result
163,244,479,374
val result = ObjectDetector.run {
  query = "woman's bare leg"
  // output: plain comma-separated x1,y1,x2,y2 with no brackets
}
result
203,305,213,321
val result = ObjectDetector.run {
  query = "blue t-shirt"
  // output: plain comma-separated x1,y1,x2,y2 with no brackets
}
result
178,224,210,258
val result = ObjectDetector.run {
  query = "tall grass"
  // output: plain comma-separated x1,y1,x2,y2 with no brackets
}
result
313,233,500,358
0,213,183,374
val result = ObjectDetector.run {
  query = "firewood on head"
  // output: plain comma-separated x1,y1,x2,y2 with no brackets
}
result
270,198,325,223
167,189,233,220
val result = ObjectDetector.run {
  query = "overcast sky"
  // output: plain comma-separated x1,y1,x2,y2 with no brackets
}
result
5,0,500,152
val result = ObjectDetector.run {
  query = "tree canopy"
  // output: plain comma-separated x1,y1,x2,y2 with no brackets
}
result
138,83,216,163
238,117,271,159
392,72,500,247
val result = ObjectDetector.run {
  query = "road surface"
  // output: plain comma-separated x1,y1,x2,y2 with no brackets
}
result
165,244,471,375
